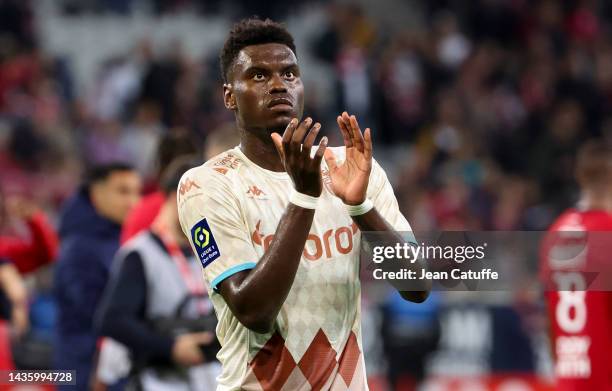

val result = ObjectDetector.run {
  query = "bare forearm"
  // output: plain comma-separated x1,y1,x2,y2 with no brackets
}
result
352,208,430,302
219,204,314,332
0,264,27,306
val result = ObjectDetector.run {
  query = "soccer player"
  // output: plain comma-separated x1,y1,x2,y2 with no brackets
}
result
541,140,612,390
178,18,428,390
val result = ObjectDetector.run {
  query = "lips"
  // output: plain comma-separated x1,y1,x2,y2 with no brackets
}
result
268,98,293,108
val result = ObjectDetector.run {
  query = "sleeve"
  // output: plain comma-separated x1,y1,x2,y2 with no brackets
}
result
367,158,416,243
96,250,174,363
1,212,59,274
177,168,258,291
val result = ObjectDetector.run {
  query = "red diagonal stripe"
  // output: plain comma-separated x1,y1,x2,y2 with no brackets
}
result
298,329,338,391
337,331,361,386
250,332,296,390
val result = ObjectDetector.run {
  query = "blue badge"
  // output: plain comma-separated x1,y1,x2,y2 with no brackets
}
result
190,218,221,268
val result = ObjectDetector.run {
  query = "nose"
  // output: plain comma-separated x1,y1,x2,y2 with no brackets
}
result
269,73,287,94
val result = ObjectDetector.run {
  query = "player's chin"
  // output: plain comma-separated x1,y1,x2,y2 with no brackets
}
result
265,112,295,132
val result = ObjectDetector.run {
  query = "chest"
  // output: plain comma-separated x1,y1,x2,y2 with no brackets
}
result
236,177,361,265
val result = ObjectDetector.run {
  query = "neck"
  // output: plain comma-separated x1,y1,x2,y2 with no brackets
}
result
239,127,285,172
578,189,612,212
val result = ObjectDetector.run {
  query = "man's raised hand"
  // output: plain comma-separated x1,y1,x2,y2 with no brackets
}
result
324,112,373,205
271,117,328,197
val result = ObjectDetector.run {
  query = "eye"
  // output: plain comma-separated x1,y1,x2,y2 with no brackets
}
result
253,73,265,81
284,71,295,79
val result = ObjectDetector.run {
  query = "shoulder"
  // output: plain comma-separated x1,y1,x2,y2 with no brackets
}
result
204,147,248,178
177,156,235,204
369,154,388,190
177,150,246,224
583,211,612,230
544,209,612,233
178,148,245,194
119,231,154,256
548,209,583,232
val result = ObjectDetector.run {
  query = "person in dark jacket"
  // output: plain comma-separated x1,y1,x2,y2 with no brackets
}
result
53,163,141,390
97,157,220,390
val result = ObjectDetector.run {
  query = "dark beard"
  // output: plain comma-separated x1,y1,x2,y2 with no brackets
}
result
244,124,289,142
267,124,289,134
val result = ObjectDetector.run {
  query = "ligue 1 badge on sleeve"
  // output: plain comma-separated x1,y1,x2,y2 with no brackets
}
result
190,218,221,268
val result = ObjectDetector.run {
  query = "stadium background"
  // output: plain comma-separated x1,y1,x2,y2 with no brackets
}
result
1,0,610,389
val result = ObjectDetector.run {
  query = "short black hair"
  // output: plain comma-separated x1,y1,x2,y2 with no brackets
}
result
220,17,296,83
86,162,135,187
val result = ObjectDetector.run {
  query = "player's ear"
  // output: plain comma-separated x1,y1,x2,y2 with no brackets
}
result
223,83,237,111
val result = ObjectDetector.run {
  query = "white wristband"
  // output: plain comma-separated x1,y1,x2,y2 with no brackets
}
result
346,199,374,216
289,189,319,209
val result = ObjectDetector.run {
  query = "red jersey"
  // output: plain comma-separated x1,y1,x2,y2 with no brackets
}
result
541,209,612,390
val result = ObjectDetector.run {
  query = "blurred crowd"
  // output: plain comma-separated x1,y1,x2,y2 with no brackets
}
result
385,0,612,231
2,0,611,228
0,0,610,389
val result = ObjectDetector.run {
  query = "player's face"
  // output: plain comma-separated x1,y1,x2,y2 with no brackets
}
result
226,43,304,133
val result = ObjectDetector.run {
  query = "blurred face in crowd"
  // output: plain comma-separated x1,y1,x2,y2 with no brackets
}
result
90,170,142,225
224,43,304,134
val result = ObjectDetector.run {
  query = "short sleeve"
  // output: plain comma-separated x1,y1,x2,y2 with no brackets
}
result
366,158,416,242
177,168,257,291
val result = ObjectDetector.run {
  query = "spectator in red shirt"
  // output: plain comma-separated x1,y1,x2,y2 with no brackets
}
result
0,189,59,275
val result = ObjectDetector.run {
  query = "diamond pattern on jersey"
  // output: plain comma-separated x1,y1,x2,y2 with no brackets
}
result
297,329,338,390
337,332,361,386
248,329,362,390
282,257,358,361
249,332,296,390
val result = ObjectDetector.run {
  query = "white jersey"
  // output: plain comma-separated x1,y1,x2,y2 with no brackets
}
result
177,146,411,391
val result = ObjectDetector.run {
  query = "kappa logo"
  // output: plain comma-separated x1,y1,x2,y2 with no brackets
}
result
246,185,267,199
179,178,201,196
